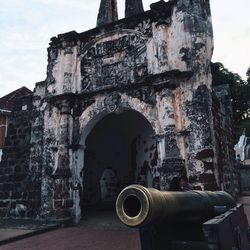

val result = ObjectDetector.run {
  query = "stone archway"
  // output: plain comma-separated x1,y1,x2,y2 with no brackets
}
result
71,93,165,223
80,110,156,216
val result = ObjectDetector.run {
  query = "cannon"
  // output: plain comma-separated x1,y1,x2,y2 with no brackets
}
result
116,184,236,227
116,185,249,250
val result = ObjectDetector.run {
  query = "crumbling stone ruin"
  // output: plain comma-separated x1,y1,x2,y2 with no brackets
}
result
0,87,32,162
0,0,239,223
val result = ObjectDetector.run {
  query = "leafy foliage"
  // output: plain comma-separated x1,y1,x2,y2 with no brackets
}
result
211,62,250,138
211,62,250,121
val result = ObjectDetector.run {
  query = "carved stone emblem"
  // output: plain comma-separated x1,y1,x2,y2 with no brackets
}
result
80,31,148,92
104,93,121,113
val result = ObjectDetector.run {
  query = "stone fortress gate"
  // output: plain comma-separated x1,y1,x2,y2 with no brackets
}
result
0,0,239,223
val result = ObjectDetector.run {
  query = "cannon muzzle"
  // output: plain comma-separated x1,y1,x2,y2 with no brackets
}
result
116,185,236,227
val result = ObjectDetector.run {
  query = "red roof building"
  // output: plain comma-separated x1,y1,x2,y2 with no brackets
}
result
0,86,32,158
0,86,32,111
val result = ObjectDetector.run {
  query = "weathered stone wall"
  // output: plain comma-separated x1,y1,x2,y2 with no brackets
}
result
203,205,250,250
0,94,37,218
0,0,239,222
30,82,46,218
97,0,118,27
212,85,239,196
39,0,216,222
134,134,158,188
238,167,250,195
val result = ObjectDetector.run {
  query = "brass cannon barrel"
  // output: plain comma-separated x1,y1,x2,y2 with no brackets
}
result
116,185,236,227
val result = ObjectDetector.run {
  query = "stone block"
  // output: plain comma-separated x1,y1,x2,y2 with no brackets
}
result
0,208,8,217
203,205,250,250
0,201,9,208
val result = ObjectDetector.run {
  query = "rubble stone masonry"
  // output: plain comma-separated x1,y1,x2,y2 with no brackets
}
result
0,0,239,222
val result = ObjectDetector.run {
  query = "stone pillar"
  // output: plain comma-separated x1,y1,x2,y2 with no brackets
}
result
125,0,144,18
97,0,118,27
52,99,72,222
155,88,187,191
56,100,71,175
72,144,85,224
160,129,186,191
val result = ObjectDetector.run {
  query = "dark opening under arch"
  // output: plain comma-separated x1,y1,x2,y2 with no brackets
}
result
81,110,157,213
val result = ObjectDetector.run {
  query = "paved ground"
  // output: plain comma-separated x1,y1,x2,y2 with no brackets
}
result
0,227,140,250
1,199,250,250
0,211,141,250
0,219,58,245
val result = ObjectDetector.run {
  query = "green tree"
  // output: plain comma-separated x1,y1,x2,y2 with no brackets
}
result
211,62,250,122
211,63,250,138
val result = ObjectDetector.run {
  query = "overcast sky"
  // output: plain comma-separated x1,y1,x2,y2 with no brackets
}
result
0,0,249,97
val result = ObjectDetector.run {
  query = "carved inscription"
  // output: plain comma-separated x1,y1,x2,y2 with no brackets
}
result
80,32,148,92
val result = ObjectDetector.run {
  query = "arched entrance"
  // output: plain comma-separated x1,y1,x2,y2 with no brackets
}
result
81,110,156,214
